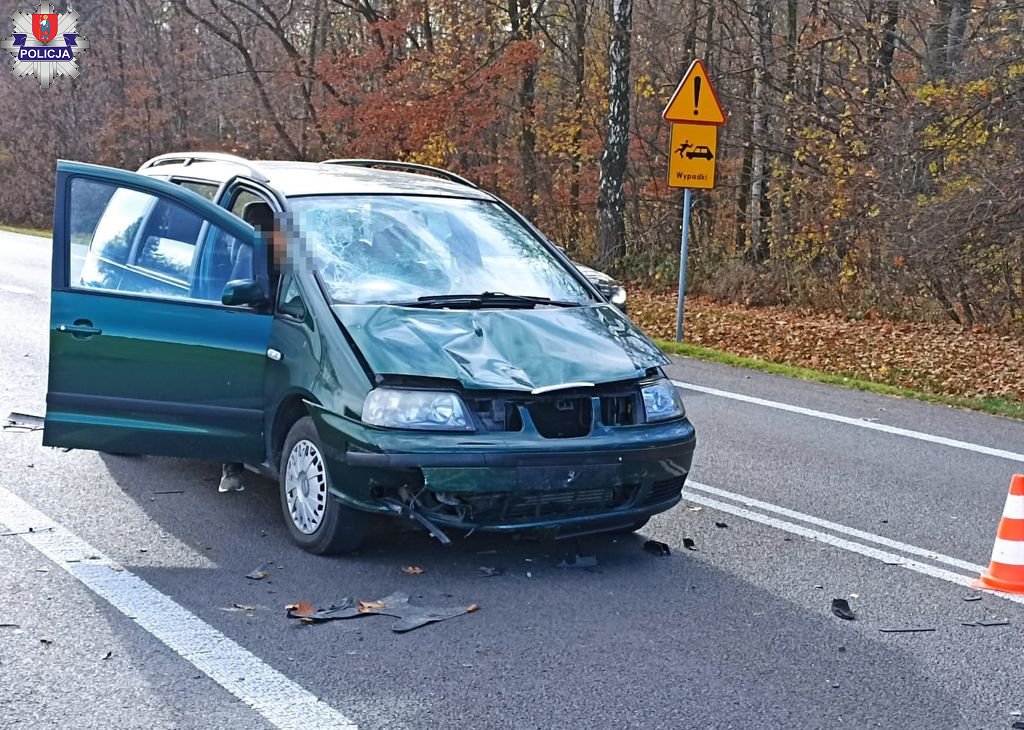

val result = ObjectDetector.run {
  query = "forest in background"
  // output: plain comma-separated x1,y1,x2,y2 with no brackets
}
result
2,0,1023,329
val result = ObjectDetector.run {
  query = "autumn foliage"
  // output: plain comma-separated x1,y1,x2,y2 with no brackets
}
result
1,0,1022,330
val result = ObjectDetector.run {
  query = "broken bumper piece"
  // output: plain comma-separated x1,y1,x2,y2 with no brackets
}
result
337,416,696,533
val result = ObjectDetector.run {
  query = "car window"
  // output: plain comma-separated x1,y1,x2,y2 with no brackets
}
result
68,177,251,304
173,180,218,201
288,195,593,305
229,189,265,218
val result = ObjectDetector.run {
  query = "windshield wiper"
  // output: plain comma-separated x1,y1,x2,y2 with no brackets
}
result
394,292,582,309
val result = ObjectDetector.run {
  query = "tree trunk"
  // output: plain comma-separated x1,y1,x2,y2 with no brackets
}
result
878,0,899,87
747,0,772,264
946,0,971,71
597,0,633,268
926,0,953,79
569,0,588,248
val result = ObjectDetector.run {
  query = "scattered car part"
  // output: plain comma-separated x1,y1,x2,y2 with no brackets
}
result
557,554,598,569
286,592,477,632
878,627,935,633
643,539,671,556
683,538,697,550
830,598,856,621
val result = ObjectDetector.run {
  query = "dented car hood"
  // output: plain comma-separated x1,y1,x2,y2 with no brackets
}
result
332,303,668,391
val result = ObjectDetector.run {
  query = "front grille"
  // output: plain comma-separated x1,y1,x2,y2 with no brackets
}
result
526,397,591,438
446,484,639,524
641,476,685,506
465,384,640,437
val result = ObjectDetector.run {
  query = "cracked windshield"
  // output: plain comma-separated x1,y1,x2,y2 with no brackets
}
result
290,195,593,305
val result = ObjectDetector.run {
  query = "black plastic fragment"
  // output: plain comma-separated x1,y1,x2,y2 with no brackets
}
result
643,540,671,556
976,618,1010,627
286,592,476,633
682,538,697,551
557,554,598,570
830,598,856,621
714,522,728,529
878,626,935,633
1011,721,1024,729
962,595,983,602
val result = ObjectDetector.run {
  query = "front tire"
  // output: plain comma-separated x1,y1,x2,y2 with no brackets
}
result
279,417,368,555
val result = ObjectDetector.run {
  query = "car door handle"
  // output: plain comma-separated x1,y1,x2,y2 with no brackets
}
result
57,320,102,339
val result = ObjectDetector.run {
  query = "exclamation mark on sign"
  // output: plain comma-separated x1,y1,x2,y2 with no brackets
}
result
693,77,701,116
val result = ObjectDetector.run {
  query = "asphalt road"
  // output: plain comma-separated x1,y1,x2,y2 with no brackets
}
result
3,229,1024,729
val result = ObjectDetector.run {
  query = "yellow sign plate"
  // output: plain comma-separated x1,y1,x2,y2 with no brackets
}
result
668,123,717,189
663,59,726,125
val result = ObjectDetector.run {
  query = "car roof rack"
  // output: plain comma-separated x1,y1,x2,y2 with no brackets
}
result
138,152,269,183
321,159,479,189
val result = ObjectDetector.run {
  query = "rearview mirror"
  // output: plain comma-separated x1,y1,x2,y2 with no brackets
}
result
222,279,268,308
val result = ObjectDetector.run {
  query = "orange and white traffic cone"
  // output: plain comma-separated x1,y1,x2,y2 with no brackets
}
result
976,474,1024,594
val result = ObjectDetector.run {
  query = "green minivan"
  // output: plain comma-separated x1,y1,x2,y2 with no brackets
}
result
44,154,696,554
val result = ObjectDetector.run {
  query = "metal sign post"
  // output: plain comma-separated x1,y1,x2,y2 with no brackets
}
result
663,59,726,343
675,188,692,342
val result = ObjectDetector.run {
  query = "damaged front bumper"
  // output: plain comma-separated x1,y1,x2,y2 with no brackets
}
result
309,404,696,535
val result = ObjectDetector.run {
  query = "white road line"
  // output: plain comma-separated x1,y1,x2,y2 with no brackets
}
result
672,380,1024,464
679,488,1024,606
0,487,358,730
687,481,986,574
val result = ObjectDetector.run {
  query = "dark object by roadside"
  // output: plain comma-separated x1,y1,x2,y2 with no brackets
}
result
4,412,43,432
962,595,983,602
557,554,598,569
878,626,936,633
478,566,504,577
830,598,856,621
286,592,477,633
714,522,728,529
643,540,671,556
1012,721,1024,729
682,538,697,551
963,618,1010,627
245,564,269,580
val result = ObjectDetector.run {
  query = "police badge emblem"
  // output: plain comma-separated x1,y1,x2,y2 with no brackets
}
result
1,2,89,88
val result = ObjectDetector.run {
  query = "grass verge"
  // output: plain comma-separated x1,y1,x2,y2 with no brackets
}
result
656,339,1024,421
0,223,50,238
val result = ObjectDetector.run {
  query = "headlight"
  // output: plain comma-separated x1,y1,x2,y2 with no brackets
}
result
641,380,685,422
362,388,474,431
610,286,627,306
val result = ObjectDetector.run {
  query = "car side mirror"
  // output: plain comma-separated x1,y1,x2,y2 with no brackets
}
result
222,279,268,308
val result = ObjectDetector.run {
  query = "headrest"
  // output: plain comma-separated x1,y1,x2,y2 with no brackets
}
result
242,201,275,233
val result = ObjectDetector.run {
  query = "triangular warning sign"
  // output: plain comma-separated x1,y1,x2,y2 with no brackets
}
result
663,59,726,125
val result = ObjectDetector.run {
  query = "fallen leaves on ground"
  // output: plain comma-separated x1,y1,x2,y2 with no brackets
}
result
629,291,1024,401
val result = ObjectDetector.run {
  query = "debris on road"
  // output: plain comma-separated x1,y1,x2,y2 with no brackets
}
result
1013,722,1024,730
286,592,478,633
246,564,269,580
102,651,113,660
686,505,703,512
1,526,53,537
152,490,185,496
830,598,856,621
401,565,425,575
964,618,1010,627
478,566,504,577
962,595,983,602
643,540,671,556
0,623,21,630
714,522,728,529
557,554,598,570
4,412,43,432
221,603,256,612
878,626,936,633
682,538,697,551
39,638,53,645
